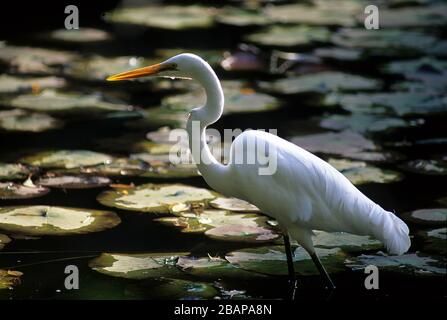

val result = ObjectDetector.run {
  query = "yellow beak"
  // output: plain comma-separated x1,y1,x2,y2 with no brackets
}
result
106,62,171,81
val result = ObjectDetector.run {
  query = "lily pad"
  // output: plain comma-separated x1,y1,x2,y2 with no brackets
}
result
0,163,31,180
97,183,217,214
313,230,383,253
0,182,50,200
401,208,447,227
0,44,79,75
290,131,393,162
58,158,149,177
126,107,188,130
401,159,447,176
0,206,120,236
40,28,112,44
323,92,447,116
21,150,113,169
105,5,216,30
245,25,330,47
225,246,346,276
417,228,447,255
259,72,381,95
346,252,446,276
89,252,188,280
216,7,270,27
328,158,402,185
0,109,64,132
2,90,133,115
0,233,11,250
0,75,66,94
0,270,23,289
313,47,363,61
210,197,260,213
36,174,111,189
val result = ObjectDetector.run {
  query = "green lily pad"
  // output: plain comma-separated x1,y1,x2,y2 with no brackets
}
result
401,208,447,227
320,114,418,135
0,270,23,289
97,183,217,214
313,231,383,253
259,72,381,95
417,228,447,255
264,2,360,26
58,158,149,177
328,158,402,185
0,163,31,180
290,131,393,162
245,25,330,47
105,5,216,30
0,206,120,236
225,246,346,276
401,160,447,176
162,80,280,114
0,233,11,250
346,252,446,276
0,44,79,75
0,75,66,94
135,156,199,179
0,109,64,132
2,90,133,115
210,197,260,213
40,28,112,44
36,174,111,189
89,252,188,280
0,182,50,200
313,47,363,61
21,150,113,169
216,7,270,27
323,92,447,116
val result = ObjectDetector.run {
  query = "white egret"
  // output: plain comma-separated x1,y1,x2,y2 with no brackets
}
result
107,53,411,295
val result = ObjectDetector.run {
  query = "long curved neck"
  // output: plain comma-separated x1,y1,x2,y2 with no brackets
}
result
186,64,230,194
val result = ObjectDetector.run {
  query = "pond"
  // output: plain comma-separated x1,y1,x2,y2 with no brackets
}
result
0,0,446,301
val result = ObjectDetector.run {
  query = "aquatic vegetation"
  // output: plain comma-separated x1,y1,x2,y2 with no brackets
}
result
0,233,11,250
21,150,113,169
417,228,447,256
36,174,111,189
401,160,447,176
209,197,260,213
0,182,49,200
0,109,64,133
0,270,23,290
0,163,32,180
39,28,113,44
0,75,66,94
401,208,447,227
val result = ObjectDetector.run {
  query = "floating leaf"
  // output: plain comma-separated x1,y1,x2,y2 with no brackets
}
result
313,231,383,253
97,183,217,213
21,150,113,169
105,5,216,30
245,25,330,47
0,163,31,180
0,182,50,200
126,107,188,130
0,109,64,132
216,7,270,26
313,47,363,61
225,246,346,276
0,233,11,250
259,72,381,95
40,28,112,44
0,75,66,94
89,252,188,279
0,206,120,236
36,174,111,189
0,270,23,289
346,252,446,276
401,208,447,227
58,158,148,177
210,197,260,213
417,228,447,256
401,159,447,176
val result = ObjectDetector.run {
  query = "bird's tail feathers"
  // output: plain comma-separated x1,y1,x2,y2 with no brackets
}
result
379,211,411,255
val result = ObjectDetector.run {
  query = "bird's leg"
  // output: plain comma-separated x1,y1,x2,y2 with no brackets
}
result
283,235,298,300
309,252,336,291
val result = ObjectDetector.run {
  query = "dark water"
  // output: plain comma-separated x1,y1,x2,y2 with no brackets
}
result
0,0,446,300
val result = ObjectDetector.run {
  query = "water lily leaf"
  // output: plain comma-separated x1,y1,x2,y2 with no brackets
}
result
0,75,66,94
162,80,280,114
259,72,381,95
105,5,216,30
346,252,446,276
205,225,279,242
0,270,23,289
40,28,112,44
97,183,217,213
0,109,64,132
89,252,188,279
2,89,133,115
401,208,447,227
154,49,223,68
36,174,111,189
323,92,447,116
58,158,148,177
328,158,402,185
313,47,363,61
245,25,330,47
21,150,113,169
210,197,260,213
0,163,31,180
225,246,346,276
0,44,79,75
313,231,383,253
0,233,11,250
401,159,447,176
290,131,393,162
417,228,447,255
0,182,50,200
216,7,270,26
0,205,120,236
126,107,188,130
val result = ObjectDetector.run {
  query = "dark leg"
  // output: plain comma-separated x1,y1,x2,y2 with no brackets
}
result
310,252,336,291
283,235,298,300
